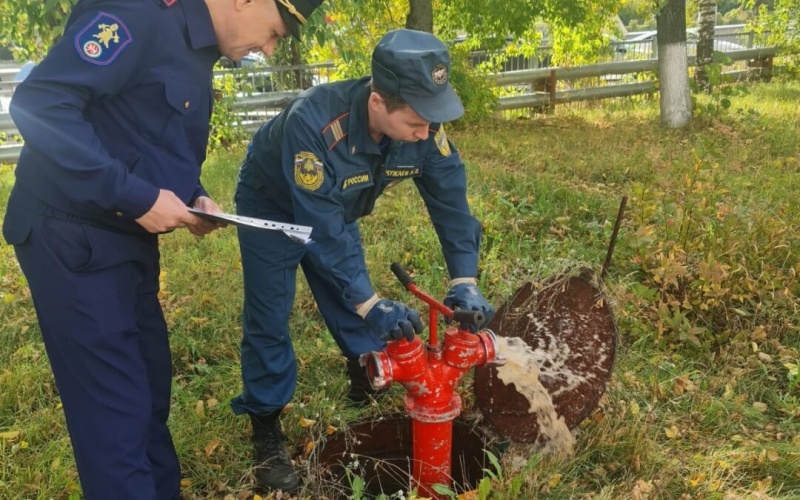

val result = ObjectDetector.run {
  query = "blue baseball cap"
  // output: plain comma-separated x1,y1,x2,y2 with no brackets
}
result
371,29,465,123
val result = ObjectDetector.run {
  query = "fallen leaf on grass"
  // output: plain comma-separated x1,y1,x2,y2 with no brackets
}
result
0,430,20,440
299,418,316,428
665,426,679,438
205,439,221,457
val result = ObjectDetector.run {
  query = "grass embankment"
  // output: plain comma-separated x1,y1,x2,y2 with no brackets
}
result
1,81,798,499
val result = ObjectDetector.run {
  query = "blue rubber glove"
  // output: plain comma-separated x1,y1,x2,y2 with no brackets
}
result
443,281,495,332
363,299,423,342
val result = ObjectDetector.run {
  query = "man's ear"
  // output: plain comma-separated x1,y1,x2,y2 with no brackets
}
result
368,92,386,111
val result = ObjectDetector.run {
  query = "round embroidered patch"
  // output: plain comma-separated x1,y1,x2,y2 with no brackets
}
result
82,41,103,59
431,63,448,85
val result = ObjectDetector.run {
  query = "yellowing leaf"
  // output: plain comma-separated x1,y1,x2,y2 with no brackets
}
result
195,400,206,418
766,449,780,462
753,401,768,412
630,401,640,415
2,293,15,303
688,471,707,487
326,425,338,435
304,440,317,456
180,479,193,487
548,473,562,488
0,430,20,440
665,426,679,439
204,439,221,457
457,490,479,500
299,418,316,428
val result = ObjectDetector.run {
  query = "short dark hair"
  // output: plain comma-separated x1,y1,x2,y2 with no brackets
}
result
370,83,409,114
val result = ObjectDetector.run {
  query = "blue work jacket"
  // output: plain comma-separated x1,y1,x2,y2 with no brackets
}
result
8,0,219,233
238,77,482,305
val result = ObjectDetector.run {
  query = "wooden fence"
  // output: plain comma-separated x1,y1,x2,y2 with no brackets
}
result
0,43,779,163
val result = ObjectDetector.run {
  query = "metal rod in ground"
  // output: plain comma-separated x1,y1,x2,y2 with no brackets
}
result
601,196,628,281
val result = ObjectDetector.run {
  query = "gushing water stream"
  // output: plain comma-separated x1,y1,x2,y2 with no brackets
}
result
495,336,576,457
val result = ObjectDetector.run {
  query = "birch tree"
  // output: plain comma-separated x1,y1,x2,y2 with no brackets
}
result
695,0,717,92
657,0,693,128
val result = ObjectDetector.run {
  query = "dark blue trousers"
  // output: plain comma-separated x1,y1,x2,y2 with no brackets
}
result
2,189,180,500
230,183,385,415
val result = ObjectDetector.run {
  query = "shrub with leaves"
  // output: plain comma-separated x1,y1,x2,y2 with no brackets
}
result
620,150,799,354
208,72,250,152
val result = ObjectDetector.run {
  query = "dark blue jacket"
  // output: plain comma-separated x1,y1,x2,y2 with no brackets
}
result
8,0,219,233
238,77,482,305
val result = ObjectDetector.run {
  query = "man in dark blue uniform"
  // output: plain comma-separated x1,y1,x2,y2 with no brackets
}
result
233,28,496,493
1,0,323,498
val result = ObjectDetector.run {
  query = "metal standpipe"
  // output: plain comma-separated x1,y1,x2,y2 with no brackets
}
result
360,264,504,499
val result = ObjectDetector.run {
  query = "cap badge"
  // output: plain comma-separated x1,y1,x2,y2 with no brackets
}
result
431,63,448,85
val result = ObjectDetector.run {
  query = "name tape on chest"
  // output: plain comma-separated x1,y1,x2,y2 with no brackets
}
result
74,12,133,66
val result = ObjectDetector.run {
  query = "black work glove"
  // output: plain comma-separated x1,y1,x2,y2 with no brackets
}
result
443,280,495,332
363,299,423,342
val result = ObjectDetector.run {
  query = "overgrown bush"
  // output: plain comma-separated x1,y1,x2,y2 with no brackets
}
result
618,150,799,355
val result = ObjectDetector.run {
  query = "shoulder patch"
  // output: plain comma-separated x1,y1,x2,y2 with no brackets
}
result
294,152,324,191
322,113,350,151
74,12,133,66
434,125,451,157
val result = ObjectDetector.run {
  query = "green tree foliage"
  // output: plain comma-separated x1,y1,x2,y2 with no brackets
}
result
750,0,800,68
0,0,75,61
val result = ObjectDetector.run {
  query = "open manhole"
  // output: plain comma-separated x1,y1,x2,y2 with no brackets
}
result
312,415,493,499
474,271,618,443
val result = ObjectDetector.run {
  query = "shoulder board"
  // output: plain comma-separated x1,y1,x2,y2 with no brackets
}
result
322,112,350,151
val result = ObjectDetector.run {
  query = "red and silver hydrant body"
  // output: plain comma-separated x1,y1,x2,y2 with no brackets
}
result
360,264,504,499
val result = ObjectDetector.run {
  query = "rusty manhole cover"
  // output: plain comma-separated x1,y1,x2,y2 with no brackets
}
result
474,271,618,443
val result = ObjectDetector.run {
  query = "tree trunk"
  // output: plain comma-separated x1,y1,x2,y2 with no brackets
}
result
657,0,692,128
695,0,717,92
405,0,433,33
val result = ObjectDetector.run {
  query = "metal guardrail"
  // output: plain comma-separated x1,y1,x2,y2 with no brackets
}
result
0,43,781,163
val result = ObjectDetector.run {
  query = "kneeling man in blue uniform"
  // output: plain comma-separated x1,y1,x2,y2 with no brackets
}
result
233,28,495,493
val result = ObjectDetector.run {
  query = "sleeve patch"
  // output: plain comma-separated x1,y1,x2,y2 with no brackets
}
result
74,12,133,66
294,152,324,191
434,125,451,157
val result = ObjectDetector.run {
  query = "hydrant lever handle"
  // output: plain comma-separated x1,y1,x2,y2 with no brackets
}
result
452,309,485,325
391,262,415,288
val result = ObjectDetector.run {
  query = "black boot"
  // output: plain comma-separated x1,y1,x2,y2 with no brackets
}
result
249,411,298,493
346,357,387,404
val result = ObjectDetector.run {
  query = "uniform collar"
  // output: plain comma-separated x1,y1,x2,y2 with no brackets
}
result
347,79,383,156
182,0,218,49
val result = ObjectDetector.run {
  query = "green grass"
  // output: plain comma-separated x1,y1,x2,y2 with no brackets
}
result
1,79,799,499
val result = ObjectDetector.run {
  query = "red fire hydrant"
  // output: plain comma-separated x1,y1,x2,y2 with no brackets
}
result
359,263,504,499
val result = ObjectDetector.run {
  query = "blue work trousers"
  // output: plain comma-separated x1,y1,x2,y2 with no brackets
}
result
2,189,180,500
230,184,385,415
